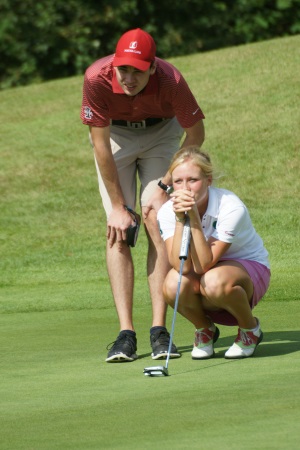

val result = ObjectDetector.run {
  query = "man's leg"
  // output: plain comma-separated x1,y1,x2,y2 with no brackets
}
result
138,118,184,325
142,207,181,360
138,118,184,359
143,208,170,327
94,156,136,331
106,242,135,331
92,130,139,362
105,242,138,362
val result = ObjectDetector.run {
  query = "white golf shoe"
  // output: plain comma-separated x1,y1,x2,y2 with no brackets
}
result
191,323,220,359
225,319,263,359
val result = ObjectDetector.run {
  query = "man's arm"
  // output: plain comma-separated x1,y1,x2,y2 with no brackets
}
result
89,126,133,246
90,126,125,208
181,119,205,148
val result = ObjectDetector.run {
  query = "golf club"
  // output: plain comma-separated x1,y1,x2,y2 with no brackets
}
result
144,214,191,377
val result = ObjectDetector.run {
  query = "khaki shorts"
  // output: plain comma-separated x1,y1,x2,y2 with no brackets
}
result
93,118,183,216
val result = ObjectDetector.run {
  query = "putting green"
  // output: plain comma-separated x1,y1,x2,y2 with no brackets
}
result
1,301,299,449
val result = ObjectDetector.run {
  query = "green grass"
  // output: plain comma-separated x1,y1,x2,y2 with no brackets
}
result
0,35,300,449
1,304,299,450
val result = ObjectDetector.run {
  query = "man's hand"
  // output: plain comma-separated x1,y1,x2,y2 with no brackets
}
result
107,207,134,248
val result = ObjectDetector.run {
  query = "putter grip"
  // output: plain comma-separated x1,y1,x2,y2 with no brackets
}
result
179,216,191,260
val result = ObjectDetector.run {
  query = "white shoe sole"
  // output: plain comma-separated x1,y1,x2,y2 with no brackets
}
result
191,345,214,360
151,352,181,360
105,352,138,362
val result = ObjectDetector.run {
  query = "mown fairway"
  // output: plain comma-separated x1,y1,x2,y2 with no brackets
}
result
1,35,299,449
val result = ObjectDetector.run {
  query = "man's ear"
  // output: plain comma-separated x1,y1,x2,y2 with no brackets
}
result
150,62,157,75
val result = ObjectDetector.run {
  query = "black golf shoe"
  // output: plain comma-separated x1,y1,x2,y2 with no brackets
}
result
105,331,138,362
150,327,181,360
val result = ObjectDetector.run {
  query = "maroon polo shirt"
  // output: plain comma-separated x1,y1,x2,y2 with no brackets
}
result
81,55,204,128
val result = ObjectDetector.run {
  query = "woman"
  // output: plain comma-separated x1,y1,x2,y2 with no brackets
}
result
157,146,270,359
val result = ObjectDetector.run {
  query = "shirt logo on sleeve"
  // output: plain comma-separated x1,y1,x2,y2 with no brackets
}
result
84,106,93,120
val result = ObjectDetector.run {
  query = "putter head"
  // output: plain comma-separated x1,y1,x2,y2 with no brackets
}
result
143,366,169,377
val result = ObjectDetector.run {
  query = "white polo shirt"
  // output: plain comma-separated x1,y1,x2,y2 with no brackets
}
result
157,186,270,268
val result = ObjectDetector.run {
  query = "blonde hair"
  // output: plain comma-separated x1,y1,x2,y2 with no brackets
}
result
169,146,214,179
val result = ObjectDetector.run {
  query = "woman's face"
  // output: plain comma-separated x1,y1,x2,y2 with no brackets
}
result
172,160,212,207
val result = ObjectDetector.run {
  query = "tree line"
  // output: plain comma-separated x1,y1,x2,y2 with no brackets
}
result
1,0,299,89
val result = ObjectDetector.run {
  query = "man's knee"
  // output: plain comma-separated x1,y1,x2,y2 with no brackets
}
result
144,211,164,246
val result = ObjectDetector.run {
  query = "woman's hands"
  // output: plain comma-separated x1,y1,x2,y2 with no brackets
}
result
170,189,198,220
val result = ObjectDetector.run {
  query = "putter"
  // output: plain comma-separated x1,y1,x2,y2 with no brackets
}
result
144,215,191,377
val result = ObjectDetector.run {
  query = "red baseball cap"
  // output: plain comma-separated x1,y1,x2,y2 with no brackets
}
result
113,28,156,71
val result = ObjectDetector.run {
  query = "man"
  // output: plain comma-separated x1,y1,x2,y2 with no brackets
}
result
81,28,205,362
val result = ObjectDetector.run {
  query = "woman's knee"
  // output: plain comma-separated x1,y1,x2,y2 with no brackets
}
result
163,270,193,304
201,270,230,299
163,270,179,303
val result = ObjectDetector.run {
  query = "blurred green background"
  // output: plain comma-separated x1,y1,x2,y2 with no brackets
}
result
1,0,300,89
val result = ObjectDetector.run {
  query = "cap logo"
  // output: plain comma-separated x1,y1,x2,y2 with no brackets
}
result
114,29,156,68
124,40,141,55
129,41,138,49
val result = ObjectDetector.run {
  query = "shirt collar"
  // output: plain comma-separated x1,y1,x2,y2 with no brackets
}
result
206,187,219,218
112,69,158,95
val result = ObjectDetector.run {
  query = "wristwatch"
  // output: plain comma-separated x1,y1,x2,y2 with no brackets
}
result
158,180,174,194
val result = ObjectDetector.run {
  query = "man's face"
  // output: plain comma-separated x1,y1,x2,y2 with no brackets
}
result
114,64,156,96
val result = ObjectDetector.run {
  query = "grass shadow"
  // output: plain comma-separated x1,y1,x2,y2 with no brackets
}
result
161,330,300,377
138,330,300,361
180,330,300,359
251,330,300,358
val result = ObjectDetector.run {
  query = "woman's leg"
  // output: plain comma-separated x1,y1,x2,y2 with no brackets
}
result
163,268,211,329
163,268,219,359
200,261,257,329
200,261,265,358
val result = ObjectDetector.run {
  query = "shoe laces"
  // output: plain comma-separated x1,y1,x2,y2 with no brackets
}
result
195,328,214,346
106,333,135,351
236,329,258,347
151,329,170,345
